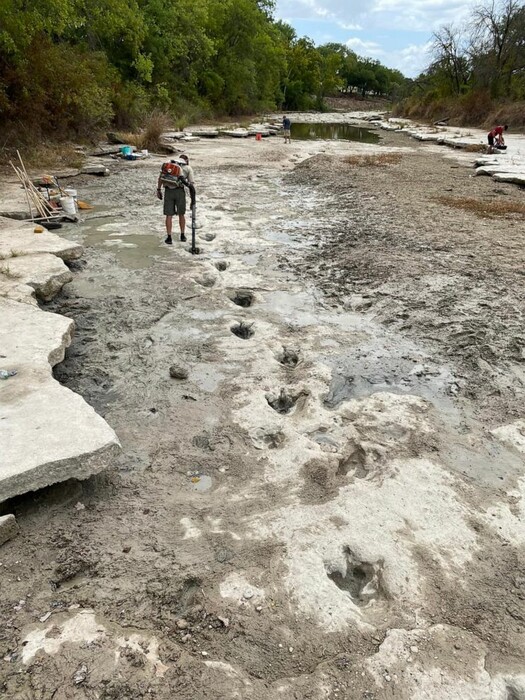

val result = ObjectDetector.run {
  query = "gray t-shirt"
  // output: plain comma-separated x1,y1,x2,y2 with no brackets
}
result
182,164,195,184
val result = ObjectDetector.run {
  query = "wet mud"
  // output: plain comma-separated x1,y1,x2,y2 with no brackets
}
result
1,127,524,699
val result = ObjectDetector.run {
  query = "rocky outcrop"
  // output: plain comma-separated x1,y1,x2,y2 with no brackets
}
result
0,219,120,503
376,118,525,187
0,514,19,546
0,298,120,502
0,253,73,302
0,218,82,261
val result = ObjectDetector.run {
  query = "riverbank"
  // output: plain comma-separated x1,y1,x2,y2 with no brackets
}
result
1,115,524,698
0,214,119,503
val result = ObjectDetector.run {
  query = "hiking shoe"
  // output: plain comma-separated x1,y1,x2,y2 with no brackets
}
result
180,234,187,242
165,235,173,245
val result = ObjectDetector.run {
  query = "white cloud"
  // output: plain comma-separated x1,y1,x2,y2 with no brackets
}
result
393,41,434,75
276,0,476,33
345,36,433,76
275,0,472,75
340,22,363,30
346,37,386,58
295,0,332,18
370,0,471,31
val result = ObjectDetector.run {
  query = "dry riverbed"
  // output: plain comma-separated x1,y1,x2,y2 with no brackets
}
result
1,119,524,699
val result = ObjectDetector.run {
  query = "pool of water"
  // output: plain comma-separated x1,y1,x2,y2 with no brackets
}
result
291,123,380,144
79,217,170,270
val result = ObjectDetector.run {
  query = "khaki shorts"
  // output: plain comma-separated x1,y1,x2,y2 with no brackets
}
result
163,186,186,216
284,129,291,138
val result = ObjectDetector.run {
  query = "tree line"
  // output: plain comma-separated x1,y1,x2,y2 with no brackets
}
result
401,0,525,125
0,0,407,139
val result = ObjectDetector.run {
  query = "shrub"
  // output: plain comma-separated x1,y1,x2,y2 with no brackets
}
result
457,91,494,125
1,38,115,140
139,110,172,150
112,82,151,131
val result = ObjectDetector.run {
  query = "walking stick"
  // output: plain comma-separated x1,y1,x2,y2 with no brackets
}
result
191,201,198,254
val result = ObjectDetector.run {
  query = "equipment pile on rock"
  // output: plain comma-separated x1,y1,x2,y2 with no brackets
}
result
9,151,86,225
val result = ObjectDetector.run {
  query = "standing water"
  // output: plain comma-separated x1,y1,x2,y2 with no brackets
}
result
291,123,380,143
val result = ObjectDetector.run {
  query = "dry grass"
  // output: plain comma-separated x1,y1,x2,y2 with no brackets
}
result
115,131,142,148
344,153,403,167
488,102,525,131
0,249,25,262
117,110,172,151
397,92,525,131
0,263,22,279
0,142,85,173
29,143,85,170
464,144,487,153
436,195,525,219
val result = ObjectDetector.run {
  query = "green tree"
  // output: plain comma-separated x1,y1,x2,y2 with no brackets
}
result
0,0,410,141
140,0,211,98
471,0,525,97
316,44,345,105
203,0,284,113
279,35,321,110
431,24,469,96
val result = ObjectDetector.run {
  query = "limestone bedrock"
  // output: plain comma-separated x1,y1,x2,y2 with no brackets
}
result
0,514,19,546
0,218,83,261
0,298,120,502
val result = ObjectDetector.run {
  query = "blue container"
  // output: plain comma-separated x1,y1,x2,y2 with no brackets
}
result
121,145,133,156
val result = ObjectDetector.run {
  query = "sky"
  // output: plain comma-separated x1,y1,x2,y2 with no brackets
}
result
274,0,477,77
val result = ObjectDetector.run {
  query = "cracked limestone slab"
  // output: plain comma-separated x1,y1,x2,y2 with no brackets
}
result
0,298,120,502
0,218,82,262
0,278,38,305
493,172,525,185
475,164,525,177
0,253,73,302
0,514,19,546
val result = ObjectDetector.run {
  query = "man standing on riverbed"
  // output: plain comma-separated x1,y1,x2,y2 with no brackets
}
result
283,115,291,144
157,155,196,245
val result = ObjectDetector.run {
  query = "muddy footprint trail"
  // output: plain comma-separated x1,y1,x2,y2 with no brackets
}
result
1,136,525,700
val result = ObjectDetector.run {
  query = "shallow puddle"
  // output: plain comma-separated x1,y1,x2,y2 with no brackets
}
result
190,474,212,492
79,217,169,270
309,431,340,448
292,123,380,143
262,229,301,246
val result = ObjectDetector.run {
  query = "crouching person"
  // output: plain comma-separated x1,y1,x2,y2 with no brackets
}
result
487,124,508,153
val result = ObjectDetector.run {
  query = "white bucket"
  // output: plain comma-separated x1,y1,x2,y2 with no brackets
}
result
60,196,77,216
141,149,149,156
64,188,77,199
